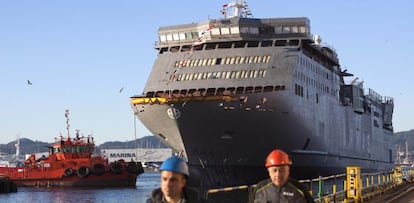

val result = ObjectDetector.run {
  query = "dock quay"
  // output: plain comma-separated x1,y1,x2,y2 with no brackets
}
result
0,177,17,194
202,166,414,202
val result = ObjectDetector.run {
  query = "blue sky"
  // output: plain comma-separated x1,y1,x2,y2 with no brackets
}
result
1,0,413,145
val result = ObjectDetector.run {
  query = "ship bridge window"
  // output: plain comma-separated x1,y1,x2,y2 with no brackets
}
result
245,86,254,93
226,87,236,94
275,40,287,46
179,33,186,40
206,88,216,96
259,27,274,35
211,28,220,35
299,26,307,33
160,35,167,42
240,27,249,34
275,26,283,34
205,43,216,50
193,44,203,51
185,32,198,39
169,46,180,53
166,34,173,41
180,89,187,95
247,41,259,47
254,86,263,93
236,87,244,94
217,87,225,95
181,45,192,52
249,27,259,34
173,34,180,40
220,27,230,35
261,40,273,47
188,89,196,95
275,86,285,91
146,92,155,97
263,86,273,92
155,91,164,97
289,40,300,46
172,89,180,96
164,90,172,96
230,27,240,34
218,42,232,49
283,27,291,34
159,47,169,54
234,41,246,48
197,88,206,96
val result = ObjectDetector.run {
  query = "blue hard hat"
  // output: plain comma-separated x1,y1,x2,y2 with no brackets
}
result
160,156,189,176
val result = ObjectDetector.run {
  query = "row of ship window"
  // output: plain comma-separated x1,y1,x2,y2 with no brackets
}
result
159,25,307,42
299,56,337,82
159,39,301,54
146,85,286,98
295,70,333,95
171,69,267,81
174,55,271,68
295,83,321,104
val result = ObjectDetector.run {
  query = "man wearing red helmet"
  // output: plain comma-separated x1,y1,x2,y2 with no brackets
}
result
249,149,315,203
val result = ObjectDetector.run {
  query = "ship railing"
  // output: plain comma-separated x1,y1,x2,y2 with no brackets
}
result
203,168,405,202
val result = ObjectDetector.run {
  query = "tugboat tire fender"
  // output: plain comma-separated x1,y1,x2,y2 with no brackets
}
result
77,166,90,178
93,164,105,176
64,168,74,177
110,162,122,174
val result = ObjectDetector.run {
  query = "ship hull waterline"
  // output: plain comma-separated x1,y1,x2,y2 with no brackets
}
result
8,172,138,187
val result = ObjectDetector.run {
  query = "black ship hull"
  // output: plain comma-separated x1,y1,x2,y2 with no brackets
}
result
133,91,394,188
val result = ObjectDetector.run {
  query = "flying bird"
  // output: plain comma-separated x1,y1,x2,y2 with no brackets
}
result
119,87,124,93
27,80,32,85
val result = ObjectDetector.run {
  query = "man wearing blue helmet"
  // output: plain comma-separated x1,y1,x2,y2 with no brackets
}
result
146,156,199,203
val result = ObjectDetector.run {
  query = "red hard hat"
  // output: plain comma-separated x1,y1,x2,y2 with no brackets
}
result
265,149,292,168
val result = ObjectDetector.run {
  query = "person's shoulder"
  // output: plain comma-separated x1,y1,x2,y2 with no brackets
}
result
253,179,273,196
255,178,273,190
247,178,273,203
146,188,163,203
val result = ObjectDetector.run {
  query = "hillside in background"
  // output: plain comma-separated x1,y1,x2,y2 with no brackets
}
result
0,136,167,155
1,130,413,160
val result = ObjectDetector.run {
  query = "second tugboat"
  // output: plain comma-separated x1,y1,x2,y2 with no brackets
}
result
0,110,144,187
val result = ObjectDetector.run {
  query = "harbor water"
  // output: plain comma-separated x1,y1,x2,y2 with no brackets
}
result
0,172,160,203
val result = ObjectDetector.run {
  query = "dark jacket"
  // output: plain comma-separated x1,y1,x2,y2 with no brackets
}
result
249,178,315,203
146,187,200,203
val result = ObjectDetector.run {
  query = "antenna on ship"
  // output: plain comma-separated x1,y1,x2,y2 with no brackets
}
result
221,1,252,19
65,109,70,138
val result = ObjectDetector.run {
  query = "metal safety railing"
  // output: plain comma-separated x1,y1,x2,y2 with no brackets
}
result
203,166,409,203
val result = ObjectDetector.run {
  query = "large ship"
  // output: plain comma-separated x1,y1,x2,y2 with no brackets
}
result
0,110,144,187
130,1,394,188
